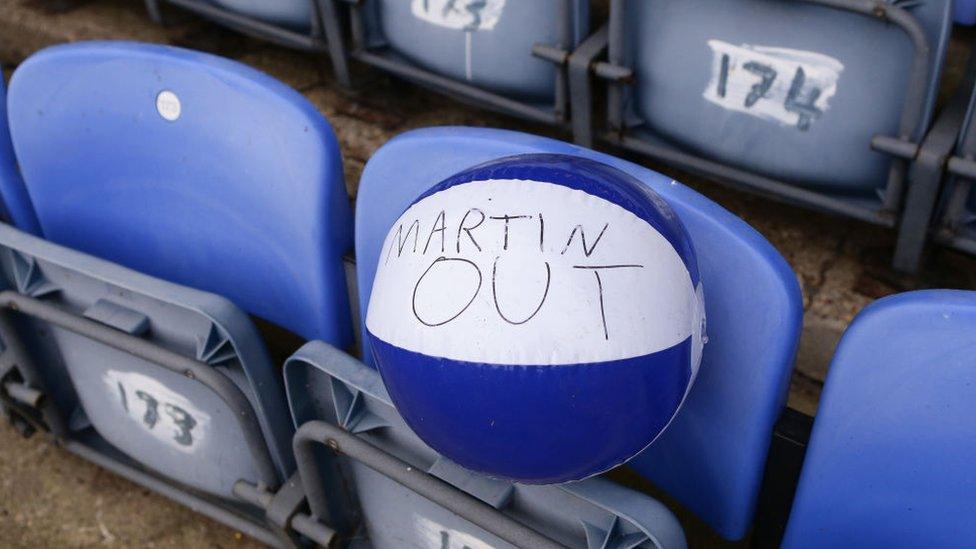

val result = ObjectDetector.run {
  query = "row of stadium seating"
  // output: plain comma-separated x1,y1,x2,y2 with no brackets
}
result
0,40,972,548
137,0,976,275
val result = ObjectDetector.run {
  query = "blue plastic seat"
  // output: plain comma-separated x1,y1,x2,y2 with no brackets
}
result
210,0,313,29
956,0,976,25
353,127,802,540
621,0,951,190
0,222,293,500
0,75,40,235
360,0,588,101
6,41,353,346
783,290,976,548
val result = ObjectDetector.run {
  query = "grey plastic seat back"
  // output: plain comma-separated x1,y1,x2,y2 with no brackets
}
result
0,223,292,499
361,0,588,101
622,0,951,190
285,341,687,549
210,0,313,29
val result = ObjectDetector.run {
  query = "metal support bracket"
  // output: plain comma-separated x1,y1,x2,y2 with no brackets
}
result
568,24,609,148
235,474,337,547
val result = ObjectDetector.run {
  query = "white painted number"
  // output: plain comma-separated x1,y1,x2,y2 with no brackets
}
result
104,371,209,452
414,516,494,549
704,40,844,131
411,0,506,31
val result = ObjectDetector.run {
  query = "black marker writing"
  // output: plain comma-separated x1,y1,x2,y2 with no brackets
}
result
136,390,160,428
492,256,550,325
573,264,644,339
424,210,447,254
561,223,609,257
118,384,200,447
456,208,486,253
743,61,776,108
413,256,482,327
489,214,532,251
164,403,197,447
118,382,129,413
385,219,420,265
717,54,730,98
784,66,823,131
538,212,545,252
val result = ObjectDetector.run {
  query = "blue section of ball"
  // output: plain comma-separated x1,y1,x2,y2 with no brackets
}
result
414,154,700,286
370,333,693,484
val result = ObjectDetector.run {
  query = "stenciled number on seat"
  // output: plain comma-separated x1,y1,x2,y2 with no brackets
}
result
413,0,505,31
706,40,842,131
109,370,208,451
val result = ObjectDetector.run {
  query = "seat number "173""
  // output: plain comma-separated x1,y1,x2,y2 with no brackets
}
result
104,370,209,452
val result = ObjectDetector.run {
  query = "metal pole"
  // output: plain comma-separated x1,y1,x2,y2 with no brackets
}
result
316,0,353,87
552,0,571,121
606,0,626,133
143,0,164,24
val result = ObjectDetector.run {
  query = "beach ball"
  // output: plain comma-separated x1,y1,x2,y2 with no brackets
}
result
366,154,705,483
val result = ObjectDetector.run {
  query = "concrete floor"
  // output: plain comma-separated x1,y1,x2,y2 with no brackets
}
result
0,0,975,546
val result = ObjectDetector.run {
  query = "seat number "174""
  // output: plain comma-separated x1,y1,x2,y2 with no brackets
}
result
703,40,844,131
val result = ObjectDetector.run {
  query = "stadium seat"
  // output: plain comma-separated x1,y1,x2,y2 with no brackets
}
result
361,0,587,100
285,340,689,548
0,74,40,235
142,0,351,86
0,222,292,501
581,0,954,274
336,0,588,123
351,127,803,540
783,290,976,548
210,0,313,29
617,0,950,191
5,41,354,347
956,0,976,25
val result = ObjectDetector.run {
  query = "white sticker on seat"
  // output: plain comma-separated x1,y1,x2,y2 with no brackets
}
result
410,0,506,31
366,179,697,365
703,40,844,131
155,90,181,122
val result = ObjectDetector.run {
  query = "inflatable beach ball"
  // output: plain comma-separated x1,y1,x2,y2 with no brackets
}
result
366,154,705,484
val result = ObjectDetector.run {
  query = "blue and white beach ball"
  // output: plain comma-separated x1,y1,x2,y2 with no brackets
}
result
366,154,705,484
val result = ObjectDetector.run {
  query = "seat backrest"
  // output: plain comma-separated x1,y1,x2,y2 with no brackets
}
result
956,0,976,25
362,0,589,100
0,74,40,235
210,0,313,29
353,127,802,540
783,290,976,548
7,41,353,345
0,222,294,498
622,0,952,190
